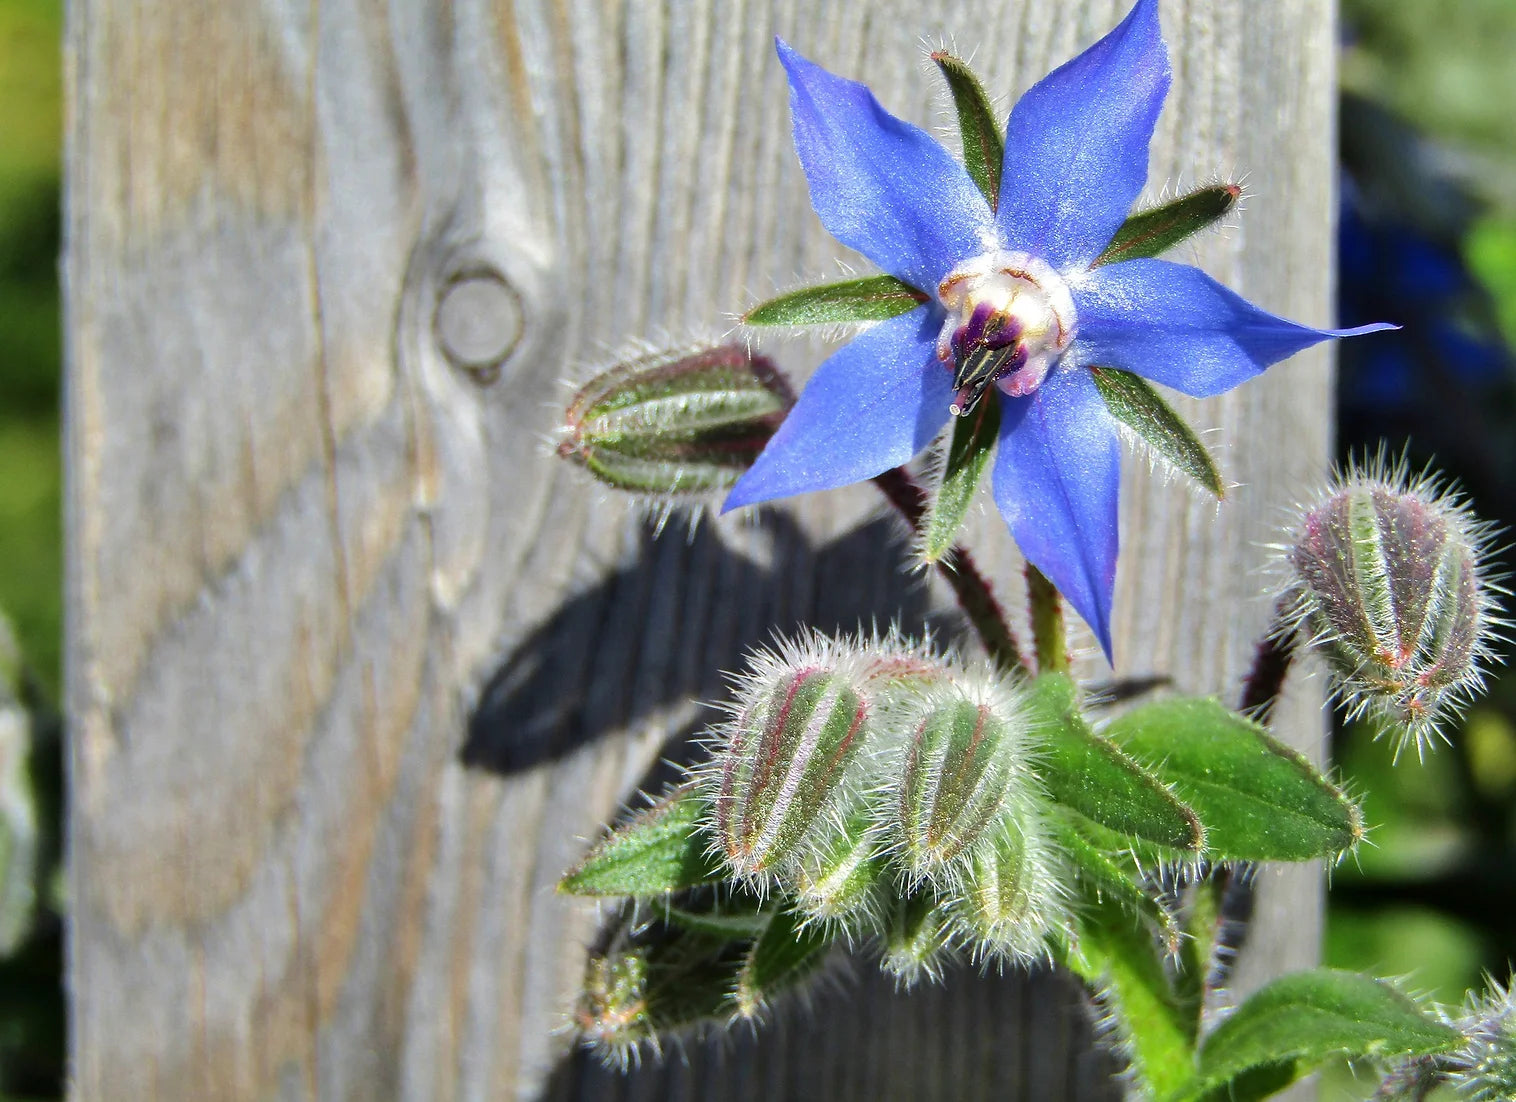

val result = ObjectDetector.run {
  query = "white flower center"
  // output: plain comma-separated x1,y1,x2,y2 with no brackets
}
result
935,251,1077,415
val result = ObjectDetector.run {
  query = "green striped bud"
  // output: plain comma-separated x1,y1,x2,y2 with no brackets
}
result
1287,463,1503,760
558,344,793,496
879,890,955,988
893,675,1033,884
708,636,874,880
951,816,1064,966
788,795,888,931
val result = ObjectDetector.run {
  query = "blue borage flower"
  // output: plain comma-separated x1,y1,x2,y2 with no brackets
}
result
722,0,1393,660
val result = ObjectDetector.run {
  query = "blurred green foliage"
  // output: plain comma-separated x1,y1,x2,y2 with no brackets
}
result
1468,221,1516,349
0,2,65,1097
0,0,62,700
1343,0,1516,206
1326,7,1516,1099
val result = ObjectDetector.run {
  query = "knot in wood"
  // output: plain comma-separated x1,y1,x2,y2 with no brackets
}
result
434,270,522,384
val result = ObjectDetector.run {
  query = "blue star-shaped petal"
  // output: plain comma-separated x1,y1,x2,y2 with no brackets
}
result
723,0,1393,661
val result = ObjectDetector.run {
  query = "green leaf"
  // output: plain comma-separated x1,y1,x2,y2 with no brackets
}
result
932,52,1004,208
1060,897,1196,1102
1102,697,1364,862
559,784,725,896
735,906,834,1017
1090,367,1225,498
1026,674,1203,853
1050,815,1180,955
665,902,773,940
743,276,927,326
1192,1062,1300,1102
1093,184,1240,266
1193,970,1462,1096
920,396,999,563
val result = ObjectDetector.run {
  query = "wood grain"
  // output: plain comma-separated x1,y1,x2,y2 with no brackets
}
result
64,1,1338,1097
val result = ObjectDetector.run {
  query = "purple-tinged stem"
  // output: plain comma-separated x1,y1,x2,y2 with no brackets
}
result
1238,597,1302,726
870,467,1028,674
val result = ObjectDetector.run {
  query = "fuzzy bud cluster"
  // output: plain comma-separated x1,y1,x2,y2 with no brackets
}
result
1283,462,1504,760
699,631,1065,980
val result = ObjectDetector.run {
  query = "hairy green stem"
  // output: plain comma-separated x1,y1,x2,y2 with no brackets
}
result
1026,564,1068,675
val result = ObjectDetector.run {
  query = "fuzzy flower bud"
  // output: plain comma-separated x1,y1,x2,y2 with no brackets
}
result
892,673,1035,883
1284,462,1504,760
879,890,954,988
951,815,1065,965
788,795,888,931
706,635,875,880
558,344,794,496
1447,978,1516,1102
573,916,743,1068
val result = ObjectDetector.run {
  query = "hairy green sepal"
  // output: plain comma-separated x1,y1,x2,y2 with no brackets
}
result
735,906,833,1017
558,785,724,896
560,345,793,495
1093,184,1240,266
932,51,1004,208
921,397,1000,563
1091,367,1225,498
743,276,927,326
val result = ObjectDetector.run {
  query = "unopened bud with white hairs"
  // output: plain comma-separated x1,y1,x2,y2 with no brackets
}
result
1283,460,1505,760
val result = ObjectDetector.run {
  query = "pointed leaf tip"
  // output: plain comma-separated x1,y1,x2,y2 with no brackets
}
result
932,52,1005,210
559,784,725,896
1102,696,1363,862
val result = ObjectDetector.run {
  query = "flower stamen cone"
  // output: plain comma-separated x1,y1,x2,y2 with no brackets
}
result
936,251,1076,414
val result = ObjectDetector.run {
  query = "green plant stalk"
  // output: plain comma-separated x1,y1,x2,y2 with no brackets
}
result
1061,910,1197,1101
1026,564,1068,674
1176,875,1226,1038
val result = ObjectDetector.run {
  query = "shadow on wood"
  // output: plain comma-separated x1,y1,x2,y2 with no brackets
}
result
535,959,1121,1102
462,512,955,778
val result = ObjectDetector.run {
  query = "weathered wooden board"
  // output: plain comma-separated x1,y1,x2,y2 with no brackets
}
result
64,1,1338,1098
